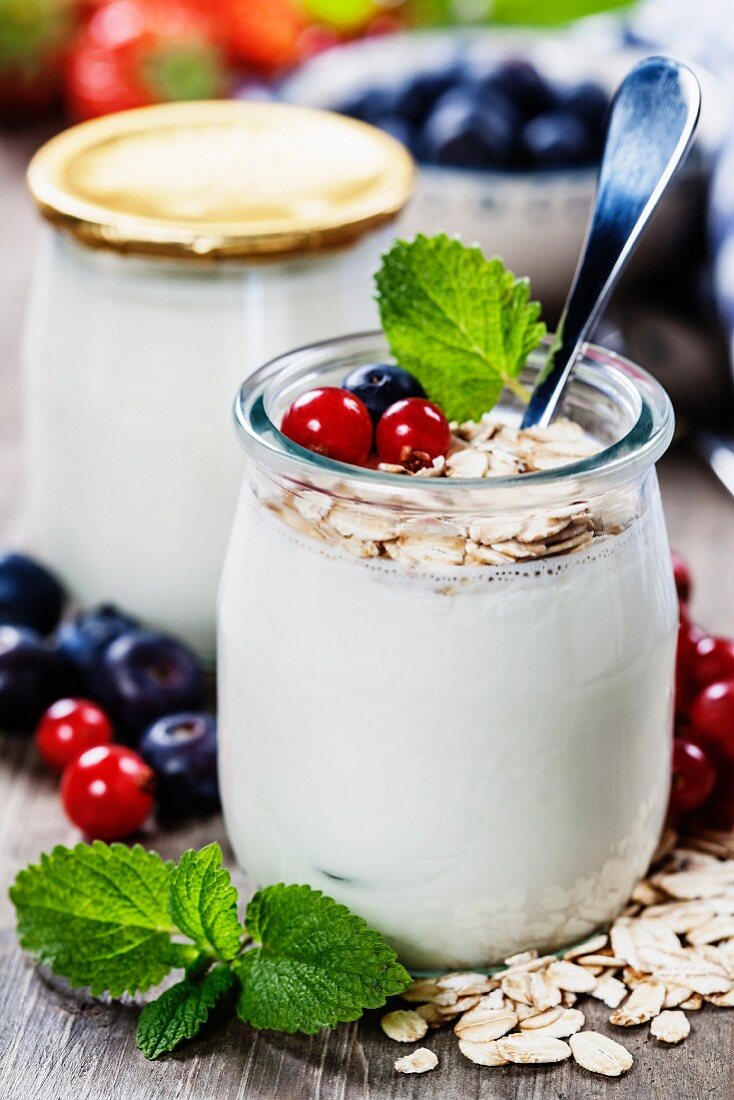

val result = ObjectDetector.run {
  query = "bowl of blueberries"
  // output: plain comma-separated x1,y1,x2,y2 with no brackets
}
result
282,31,725,311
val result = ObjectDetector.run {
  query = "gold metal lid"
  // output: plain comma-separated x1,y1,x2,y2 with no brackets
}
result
27,100,414,261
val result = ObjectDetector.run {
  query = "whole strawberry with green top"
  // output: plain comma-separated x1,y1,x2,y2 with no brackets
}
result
64,0,229,121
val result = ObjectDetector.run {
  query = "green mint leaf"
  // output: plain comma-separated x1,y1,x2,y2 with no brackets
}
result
234,884,411,1034
375,233,546,422
9,842,175,997
169,844,242,962
136,964,234,1060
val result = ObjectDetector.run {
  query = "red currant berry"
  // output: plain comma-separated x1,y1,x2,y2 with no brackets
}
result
668,738,716,816
677,610,705,661
375,398,451,469
281,387,373,465
671,551,691,605
698,763,734,830
36,698,113,772
689,680,734,765
692,635,734,692
676,616,706,719
61,745,155,839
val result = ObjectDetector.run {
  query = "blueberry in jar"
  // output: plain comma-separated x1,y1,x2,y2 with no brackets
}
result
139,712,219,820
522,111,595,167
333,84,397,124
0,552,65,635
555,80,609,130
422,95,519,169
476,58,556,117
371,114,415,148
392,64,463,126
342,363,426,424
332,56,608,172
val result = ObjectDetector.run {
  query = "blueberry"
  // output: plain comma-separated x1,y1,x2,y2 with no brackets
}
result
392,65,462,126
333,85,397,124
0,553,65,636
555,81,609,131
371,114,414,148
421,94,519,169
521,111,596,167
474,91,523,163
55,604,140,694
0,626,64,733
96,630,206,739
342,364,426,423
476,59,556,118
139,712,219,820
428,84,473,116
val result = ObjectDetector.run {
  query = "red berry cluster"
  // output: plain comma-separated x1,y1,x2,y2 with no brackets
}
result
671,552,734,828
36,699,154,840
281,387,451,471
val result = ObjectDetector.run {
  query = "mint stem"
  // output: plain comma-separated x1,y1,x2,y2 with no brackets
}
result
185,951,214,981
165,943,201,970
506,376,532,403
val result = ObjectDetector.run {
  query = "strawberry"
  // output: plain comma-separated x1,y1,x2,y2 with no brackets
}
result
205,0,306,73
0,0,76,117
64,0,229,120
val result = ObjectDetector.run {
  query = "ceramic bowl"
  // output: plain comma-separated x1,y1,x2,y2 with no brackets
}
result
282,30,726,312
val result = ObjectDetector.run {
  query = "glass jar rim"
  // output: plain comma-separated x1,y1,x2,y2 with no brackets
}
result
234,331,674,500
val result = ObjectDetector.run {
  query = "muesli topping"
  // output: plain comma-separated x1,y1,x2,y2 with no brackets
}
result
264,417,635,567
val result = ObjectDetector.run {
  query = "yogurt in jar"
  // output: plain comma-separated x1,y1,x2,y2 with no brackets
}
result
218,336,678,969
23,102,413,655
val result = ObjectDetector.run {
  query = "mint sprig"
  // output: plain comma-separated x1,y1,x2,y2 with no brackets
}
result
375,233,546,422
10,841,410,1060
169,845,242,961
10,842,177,997
235,884,411,1034
136,965,235,1060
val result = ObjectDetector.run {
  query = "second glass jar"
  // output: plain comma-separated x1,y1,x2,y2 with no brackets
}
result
23,101,413,655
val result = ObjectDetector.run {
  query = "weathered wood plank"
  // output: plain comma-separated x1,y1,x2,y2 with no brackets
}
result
1,128,733,1100
0,636,732,1100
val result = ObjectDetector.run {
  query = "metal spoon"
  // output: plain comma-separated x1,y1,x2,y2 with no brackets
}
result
521,56,701,429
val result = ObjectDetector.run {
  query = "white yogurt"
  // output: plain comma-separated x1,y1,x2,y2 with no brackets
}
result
23,230,387,655
218,483,677,969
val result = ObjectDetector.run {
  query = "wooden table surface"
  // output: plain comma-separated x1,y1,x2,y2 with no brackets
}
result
1,128,733,1100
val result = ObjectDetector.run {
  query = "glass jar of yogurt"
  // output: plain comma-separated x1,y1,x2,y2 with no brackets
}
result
23,101,413,655
218,333,678,970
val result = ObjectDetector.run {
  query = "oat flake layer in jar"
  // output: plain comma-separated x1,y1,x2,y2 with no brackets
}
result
218,333,679,970
23,102,413,655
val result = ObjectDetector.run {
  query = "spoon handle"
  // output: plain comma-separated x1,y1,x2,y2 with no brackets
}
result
521,56,701,430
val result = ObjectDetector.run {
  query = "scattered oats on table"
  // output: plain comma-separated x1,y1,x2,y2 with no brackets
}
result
390,826,734,1082
458,1038,508,1066
453,1005,517,1042
495,1034,572,1064
569,1031,633,1076
380,1010,428,1043
650,1010,691,1044
518,1007,585,1039
394,1048,438,1074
